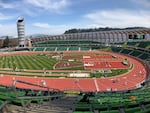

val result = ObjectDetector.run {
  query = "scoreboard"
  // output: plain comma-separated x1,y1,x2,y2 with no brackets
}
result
129,34,145,40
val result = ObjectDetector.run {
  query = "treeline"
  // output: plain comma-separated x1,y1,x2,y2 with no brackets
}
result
3,36,9,47
0,36,18,48
64,27,146,34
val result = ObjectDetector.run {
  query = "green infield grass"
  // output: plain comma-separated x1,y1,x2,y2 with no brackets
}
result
0,55,57,70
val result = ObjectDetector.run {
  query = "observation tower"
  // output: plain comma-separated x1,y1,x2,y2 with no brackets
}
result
17,17,25,47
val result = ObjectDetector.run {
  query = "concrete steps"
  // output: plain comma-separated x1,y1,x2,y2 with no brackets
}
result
2,95,77,113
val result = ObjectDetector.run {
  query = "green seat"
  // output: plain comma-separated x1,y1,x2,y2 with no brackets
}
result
108,103,123,110
100,110,120,113
145,103,150,109
124,102,139,108
75,107,90,111
0,100,4,105
134,108,150,113
75,102,90,111
93,104,108,111
73,111,93,113
145,108,150,113
124,107,141,113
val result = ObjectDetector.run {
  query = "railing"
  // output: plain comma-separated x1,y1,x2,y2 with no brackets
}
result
12,79,63,113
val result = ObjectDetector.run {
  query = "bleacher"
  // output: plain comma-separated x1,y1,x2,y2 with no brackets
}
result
138,53,150,60
111,47,122,53
80,47,90,51
34,47,45,51
45,47,56,51
0,79,65,113
129,50,142,57
111,40,150,68
29,48,35,51
138,41,150,48
72,88,150,113
120,49,132,54
29,46,92,52
57,47,68,51
127,42,139,47
30,40,102,52
126,41,150,49
35,40,99,46
69,46,79,51
1,84,150,113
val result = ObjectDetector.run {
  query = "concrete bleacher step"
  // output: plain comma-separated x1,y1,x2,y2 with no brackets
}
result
4,104,69,113
78,47,80,51
3,95,78,113
43,47,46,51
119,108,125,113
55,47,57,51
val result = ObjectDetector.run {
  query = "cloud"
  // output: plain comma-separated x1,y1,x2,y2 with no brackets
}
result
0,1,14,8
0,24,17,36
133,0,150,8
31,22,106,35
0,0,71,17
25,0,71,14
84,9,150,28
33,22,70,29
0,13,15,20
33,23,51,28
32,22,71,34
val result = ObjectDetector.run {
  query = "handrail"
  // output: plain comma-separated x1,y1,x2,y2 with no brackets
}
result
12,79,63,113
12,79,49,98
12,79,61,98
12,79,60,92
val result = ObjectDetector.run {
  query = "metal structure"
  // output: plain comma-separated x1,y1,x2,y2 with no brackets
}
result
12,79,63,113
31,29,150,44
17,17,25,47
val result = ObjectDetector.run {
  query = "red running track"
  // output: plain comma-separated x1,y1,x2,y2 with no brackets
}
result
83,55,130,69
0,51,148,92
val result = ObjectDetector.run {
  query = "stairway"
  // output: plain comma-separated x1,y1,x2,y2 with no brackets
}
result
2,95,78,113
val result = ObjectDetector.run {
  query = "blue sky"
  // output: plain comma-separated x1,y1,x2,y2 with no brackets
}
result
0,0,150,36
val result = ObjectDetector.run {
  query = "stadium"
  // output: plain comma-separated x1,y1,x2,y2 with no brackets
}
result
0,17,150,113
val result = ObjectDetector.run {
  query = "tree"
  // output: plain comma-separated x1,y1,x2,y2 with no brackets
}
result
3,36,9,47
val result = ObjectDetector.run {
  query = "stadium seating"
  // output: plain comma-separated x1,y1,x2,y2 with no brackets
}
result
120,48,132,54
111,47,122,53
57,47,68,51
138,41,150,48
69,46,79,51
1,38,150,112
80,47,90,51
45,47,56,51
129,50,142,57
34,47,45,51
72,88,150,113
138,53,149,60
127,42,139,47
29,47,35,51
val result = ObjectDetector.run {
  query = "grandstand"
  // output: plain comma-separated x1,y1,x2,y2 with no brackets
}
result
31,29,150,45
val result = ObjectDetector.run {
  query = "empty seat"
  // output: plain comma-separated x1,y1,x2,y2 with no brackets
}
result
124,107,141,113
73,111,93,113
100,109,120,113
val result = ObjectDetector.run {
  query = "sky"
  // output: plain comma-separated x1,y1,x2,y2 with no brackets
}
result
0,0,150,36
